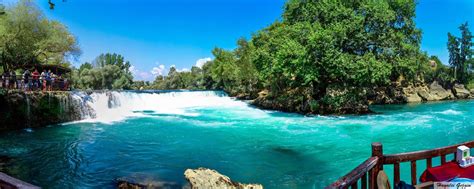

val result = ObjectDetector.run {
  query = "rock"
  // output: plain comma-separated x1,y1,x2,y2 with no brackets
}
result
470,89,474,98
402,86,422,103
428,81,454,100
116,178,180,189
367,84,406,105
415,86,436,101
184,168,263,189
257,90,269,98
452,84,470,99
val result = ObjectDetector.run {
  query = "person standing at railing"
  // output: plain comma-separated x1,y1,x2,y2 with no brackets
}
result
3,71,9,89
1,72,5,88
51,72,56,90
40,70,46,91
32,69,40,90
46,69,52,91
64,77,68,91
23,69,31,91
10,70,16,89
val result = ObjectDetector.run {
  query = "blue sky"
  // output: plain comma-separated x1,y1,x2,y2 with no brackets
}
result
2,0,473,81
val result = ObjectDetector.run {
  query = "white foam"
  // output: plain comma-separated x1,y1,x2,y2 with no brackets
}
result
78,91,250,124
439,109,462,115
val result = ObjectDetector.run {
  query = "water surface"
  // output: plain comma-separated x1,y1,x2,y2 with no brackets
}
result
0,91,473,188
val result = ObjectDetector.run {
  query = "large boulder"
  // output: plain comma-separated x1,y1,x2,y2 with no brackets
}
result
402,86,422,103
470,89,474,98
415,86,436,101
184,168,263,189
428,81,454,100
452,84,470,99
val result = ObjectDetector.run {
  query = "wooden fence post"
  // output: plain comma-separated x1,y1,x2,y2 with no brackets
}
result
371,142,383,189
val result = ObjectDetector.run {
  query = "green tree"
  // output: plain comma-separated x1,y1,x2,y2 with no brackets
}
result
73,53,134,90
448,33,461,80
0,0,80,72
459,22,473,83
210,48,238,91
447,23,472,83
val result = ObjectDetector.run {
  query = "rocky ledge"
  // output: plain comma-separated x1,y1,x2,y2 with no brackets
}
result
0,90,85,131
374,81,473,104
251,81,474,115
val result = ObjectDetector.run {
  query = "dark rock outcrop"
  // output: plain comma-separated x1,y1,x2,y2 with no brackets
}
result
184,168,263,189
0,90,84,131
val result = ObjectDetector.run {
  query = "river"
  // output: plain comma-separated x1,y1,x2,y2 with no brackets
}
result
0,91,472,188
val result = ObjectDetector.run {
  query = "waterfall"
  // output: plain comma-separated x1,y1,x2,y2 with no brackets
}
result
70,90,246,123
24,93,31,127
70,92,96,119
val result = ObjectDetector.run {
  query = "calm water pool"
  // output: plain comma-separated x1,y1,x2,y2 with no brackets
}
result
0,91,473,188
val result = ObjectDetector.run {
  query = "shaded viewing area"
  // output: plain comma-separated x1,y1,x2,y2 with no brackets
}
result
0,64,71,91
327,140,474,189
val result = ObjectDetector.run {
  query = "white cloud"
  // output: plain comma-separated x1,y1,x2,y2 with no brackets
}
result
177,68,190,72
127,65,155,81
195,57,211,68
151,64,166,76
129,66,137,74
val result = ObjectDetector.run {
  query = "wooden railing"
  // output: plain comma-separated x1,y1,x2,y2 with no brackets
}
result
326,140,474,189
0,172,40,189
0,77,70,91
326,143,383,189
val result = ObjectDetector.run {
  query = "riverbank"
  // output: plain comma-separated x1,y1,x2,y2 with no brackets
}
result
245,81,474,115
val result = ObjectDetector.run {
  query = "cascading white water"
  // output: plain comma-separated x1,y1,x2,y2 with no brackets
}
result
73,90,249,123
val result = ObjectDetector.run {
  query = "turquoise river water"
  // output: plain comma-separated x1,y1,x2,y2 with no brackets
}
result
0,91,473,188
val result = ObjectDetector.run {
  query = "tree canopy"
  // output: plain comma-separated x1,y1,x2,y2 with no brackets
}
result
0,0,80,72
73,53,134,90
447,22,473,83
146,0,433,113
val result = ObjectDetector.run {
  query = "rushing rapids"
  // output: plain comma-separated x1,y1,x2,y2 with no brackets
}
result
0,90,473,188
74,90,245,123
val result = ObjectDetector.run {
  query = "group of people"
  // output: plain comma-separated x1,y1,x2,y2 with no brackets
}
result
1,68,68,91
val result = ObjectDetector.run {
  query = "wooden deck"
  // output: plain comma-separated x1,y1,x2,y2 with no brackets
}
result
326,140,474,189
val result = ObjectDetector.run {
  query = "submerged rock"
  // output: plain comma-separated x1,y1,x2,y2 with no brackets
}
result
452,84,470,99
116,178,180,189
184,168,263,189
